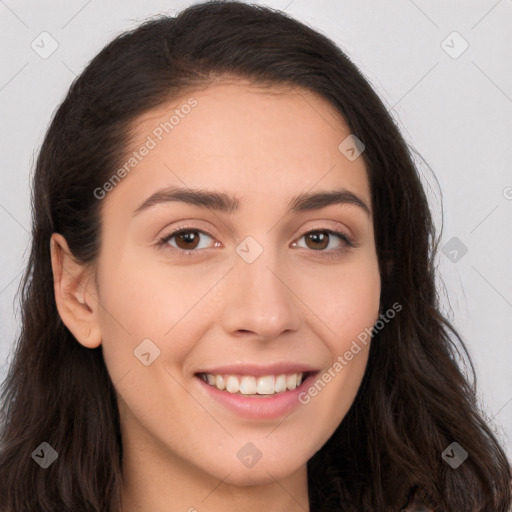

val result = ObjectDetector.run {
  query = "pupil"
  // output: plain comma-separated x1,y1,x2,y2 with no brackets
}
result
179,231,198,249
308,232,327,250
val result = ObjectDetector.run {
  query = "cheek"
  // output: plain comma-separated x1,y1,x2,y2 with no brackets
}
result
307,254,381,348
328,278,380,351
297,256,379,425
93,247,209,386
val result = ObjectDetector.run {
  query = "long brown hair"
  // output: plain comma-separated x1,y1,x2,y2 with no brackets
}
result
1,1,510,510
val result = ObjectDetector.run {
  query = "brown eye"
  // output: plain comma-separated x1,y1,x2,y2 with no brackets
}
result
304,231,330,250
174,229,201,250
159,228,216,254
291,229,355,259
158,226,354,259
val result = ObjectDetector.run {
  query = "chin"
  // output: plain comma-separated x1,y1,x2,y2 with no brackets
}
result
213,462,304,487
198,448,308,487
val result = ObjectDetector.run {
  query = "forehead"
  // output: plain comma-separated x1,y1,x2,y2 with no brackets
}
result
104,79,371,215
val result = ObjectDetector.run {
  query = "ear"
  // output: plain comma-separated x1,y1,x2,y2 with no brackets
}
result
50,233,102,349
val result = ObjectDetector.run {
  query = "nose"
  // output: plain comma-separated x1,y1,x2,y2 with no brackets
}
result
220,243,302,342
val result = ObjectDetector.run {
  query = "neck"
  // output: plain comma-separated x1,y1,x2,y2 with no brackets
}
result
118,413,310,512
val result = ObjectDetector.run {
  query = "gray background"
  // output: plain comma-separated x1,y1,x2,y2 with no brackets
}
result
1,0,511,460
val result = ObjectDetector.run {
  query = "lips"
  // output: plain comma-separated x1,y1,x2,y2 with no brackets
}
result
194,363,320,378
193,363,320,416
194,367,319,419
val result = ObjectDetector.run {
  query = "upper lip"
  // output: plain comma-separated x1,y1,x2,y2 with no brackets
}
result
195,363,320,377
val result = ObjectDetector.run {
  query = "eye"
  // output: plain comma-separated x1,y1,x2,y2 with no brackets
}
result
157,226,356,258
158,226,218,255
291,229,355,256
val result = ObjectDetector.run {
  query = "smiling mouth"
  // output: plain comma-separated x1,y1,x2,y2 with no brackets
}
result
196,371,314,396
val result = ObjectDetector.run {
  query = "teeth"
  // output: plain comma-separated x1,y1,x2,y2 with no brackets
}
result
215,375,225,390
275,374,287,393
201,372,305,395
239,376,257,395
226,376,240,393
286,373,298,390
256,375,274,394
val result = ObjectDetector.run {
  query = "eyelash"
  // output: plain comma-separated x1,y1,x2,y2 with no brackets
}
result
157,225,356,260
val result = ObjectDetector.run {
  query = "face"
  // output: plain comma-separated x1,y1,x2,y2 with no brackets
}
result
91,80,380,486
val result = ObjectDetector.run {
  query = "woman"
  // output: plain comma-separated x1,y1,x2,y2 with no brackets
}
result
0,1,510,510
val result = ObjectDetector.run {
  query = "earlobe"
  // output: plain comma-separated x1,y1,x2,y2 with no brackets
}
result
50,233,102,349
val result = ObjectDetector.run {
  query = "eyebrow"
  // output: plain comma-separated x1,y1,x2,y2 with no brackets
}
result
132,185,371,217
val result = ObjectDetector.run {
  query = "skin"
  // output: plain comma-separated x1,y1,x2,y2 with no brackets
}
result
50,79,381,512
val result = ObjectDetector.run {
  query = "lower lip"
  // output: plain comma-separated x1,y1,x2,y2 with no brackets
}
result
195,373,317,420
